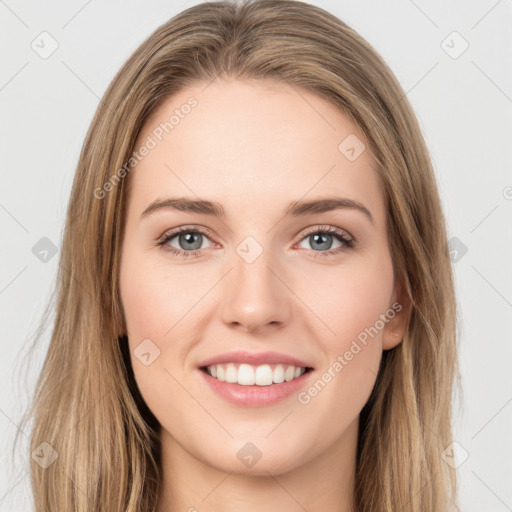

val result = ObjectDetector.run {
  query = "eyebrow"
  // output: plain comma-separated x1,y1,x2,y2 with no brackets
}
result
141,195,375,224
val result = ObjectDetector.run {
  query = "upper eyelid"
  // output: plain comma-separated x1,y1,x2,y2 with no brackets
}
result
160,225,216,243
301,224,353,240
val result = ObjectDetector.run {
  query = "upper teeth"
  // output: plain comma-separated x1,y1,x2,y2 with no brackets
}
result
206,363,307,386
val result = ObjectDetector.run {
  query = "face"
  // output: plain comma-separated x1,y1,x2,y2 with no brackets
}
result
119,78,407,476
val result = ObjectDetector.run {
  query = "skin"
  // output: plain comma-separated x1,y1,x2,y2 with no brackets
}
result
118,78,409,512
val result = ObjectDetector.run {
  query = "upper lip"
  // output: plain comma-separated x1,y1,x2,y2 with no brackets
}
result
198,350,314,369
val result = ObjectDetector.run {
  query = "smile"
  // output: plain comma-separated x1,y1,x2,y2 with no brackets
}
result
201,363,312,386
198,364,315,407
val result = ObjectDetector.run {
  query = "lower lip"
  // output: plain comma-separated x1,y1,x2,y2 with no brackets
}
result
197,367,314,407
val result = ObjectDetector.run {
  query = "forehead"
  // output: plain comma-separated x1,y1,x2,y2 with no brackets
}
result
127,78,385,225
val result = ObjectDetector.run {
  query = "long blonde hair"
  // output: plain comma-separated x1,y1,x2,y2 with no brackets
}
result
15,1,461,510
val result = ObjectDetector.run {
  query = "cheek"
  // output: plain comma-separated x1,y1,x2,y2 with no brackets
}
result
119,255,188,418
119,248,207,380
120,249,197,339
307,252,393,410
298,250,394,348
121,273,168,340
297,264,393,429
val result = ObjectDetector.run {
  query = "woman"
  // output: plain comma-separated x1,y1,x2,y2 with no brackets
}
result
17,1,460,510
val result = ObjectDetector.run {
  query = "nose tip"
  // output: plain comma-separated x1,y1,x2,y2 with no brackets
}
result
220,257,290,332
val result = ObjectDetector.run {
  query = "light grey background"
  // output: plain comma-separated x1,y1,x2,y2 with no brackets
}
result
1,0,511,510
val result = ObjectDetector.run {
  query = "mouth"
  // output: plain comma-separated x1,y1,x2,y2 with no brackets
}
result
199,363,314,387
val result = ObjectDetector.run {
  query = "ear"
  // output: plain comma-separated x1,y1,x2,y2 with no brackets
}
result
382,278,411,350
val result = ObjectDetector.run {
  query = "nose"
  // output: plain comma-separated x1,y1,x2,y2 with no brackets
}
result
220,248,292,333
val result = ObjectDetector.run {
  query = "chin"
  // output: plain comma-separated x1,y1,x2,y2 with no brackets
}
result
200,437,307,476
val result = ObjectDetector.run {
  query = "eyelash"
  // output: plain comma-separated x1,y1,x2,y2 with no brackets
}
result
156,225,355,260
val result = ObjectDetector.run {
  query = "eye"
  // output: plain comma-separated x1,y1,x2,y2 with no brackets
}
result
156,224,355,259
295,225,355,259
156,226,214,259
